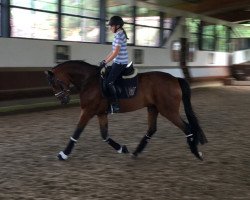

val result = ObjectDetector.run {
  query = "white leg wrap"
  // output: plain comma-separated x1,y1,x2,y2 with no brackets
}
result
103,136,110,142
117,146,123,153
145,134,151,139
70,137,77,142
59,151,68,160
186,134,193,138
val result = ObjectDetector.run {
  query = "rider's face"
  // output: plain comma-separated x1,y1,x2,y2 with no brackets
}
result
109,25,116,33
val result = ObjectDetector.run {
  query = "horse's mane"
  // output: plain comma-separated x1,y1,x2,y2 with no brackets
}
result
53,60,98,70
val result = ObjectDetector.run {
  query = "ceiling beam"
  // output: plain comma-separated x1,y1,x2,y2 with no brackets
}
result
211,10,250,22
137,0,250,29
174,0,250,14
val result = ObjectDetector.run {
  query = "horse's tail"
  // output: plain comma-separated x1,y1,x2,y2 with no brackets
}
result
178,78,208,145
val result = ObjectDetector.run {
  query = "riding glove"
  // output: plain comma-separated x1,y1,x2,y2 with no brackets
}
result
99,60,106,68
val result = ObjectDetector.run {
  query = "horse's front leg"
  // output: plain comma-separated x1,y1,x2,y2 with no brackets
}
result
97,114,129,154
58,110,94,160
132,106,158,157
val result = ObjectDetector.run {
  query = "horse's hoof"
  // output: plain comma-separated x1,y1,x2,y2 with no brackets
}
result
122,145,129,154
194,151,203,161
198,151,203,161
58,151,68,161
131,152,138,158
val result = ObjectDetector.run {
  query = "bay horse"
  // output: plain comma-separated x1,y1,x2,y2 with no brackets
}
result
45,60,207,161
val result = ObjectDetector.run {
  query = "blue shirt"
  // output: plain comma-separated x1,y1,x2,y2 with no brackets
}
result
112,30,128,65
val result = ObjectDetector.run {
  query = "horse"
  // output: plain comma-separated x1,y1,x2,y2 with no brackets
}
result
45,60,208,161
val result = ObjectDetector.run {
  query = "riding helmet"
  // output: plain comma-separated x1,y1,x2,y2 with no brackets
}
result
108,16,124,27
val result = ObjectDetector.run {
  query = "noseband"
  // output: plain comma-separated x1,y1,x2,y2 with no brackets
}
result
47,75,70,104
55,80,70,104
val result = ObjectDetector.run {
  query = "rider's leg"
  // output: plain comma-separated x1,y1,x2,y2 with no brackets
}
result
107,82,120,113
106,63,126,113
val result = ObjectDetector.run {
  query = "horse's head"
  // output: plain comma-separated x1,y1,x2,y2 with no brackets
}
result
45,70,70,105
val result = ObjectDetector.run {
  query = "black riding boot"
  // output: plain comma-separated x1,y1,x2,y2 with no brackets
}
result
108,82,120,114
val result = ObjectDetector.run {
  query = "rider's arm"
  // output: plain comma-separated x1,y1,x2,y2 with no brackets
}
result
104,52,112,62
105,45,120,64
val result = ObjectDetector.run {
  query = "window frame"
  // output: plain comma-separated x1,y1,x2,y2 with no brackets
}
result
1,0,174,48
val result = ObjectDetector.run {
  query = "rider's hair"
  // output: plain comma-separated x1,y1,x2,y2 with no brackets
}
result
109,16,129,40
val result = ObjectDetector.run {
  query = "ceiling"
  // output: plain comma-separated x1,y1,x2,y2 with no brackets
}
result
139,0,250,23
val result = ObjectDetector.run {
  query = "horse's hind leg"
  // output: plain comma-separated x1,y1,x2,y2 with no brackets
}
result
160,110,203,160
98,114,129,154
132,106,158,157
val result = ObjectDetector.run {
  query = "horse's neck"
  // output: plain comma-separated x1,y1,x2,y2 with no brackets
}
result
69,68,98,91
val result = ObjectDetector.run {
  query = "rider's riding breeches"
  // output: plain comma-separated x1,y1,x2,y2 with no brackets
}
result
105,62,127,84
106,62,127,101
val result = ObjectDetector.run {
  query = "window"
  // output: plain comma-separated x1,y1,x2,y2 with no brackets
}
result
233,25,250,38
62,15,99,42
188,42,196,62
61,0,100,42
202,24,229,52
232,38,250,51
202,25,215,51
0,0,2,37
136,26,159,46
133,49,144,64
55,45,70,63
186,18,230,52
171,40,195,62
171,40,181,62
62,0,99,17
135,7,160,46
10,0,58,39
106,0,134,44
216,25,228,52
10,0,57,12
11,8,57,39
2,1,175,47
186,18,200,48
163,17,174,40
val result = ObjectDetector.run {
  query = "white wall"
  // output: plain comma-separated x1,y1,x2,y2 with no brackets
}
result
233,49,250,64
188,51,230,77
1,24,248,79
192,51,229,66
1,14,249,80
0,37,176,68
0,38,108,67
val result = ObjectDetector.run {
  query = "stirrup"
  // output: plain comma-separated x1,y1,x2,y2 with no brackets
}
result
110,103,120,114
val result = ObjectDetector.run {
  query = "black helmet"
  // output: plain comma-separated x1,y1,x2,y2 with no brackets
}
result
108,16,124,27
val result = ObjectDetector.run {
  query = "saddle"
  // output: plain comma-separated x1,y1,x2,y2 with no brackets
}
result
100,62,138,99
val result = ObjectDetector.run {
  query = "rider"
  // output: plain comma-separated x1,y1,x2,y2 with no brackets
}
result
100,16,129,113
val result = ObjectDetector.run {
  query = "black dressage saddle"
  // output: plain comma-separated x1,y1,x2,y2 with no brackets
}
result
100,62,138,99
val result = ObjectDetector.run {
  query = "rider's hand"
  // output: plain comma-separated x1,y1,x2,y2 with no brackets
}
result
99,60,106,68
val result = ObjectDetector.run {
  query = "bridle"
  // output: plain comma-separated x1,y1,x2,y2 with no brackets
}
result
54,80,70,104
47,74,70,104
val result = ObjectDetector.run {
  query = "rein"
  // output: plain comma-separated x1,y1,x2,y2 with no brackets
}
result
48,75,70,104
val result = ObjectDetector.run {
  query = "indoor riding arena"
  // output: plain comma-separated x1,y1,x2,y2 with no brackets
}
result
0,0,250,199
0,86,250,199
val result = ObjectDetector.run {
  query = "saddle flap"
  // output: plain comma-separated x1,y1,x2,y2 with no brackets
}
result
126,61,133,68
100,66,138,99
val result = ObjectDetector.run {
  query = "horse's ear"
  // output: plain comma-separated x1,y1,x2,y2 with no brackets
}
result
44,70,54,77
